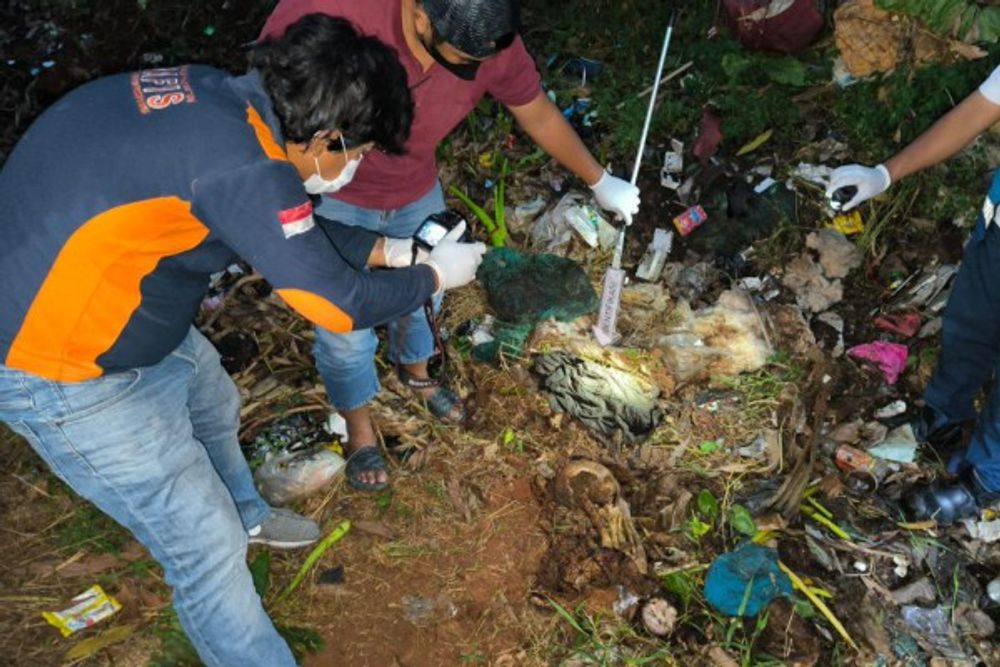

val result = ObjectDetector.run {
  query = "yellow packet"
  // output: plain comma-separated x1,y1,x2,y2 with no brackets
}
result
43,585,122,637
828,210,864,236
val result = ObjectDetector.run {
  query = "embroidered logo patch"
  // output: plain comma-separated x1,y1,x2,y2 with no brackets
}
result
130,66,196,114
278,201,315,239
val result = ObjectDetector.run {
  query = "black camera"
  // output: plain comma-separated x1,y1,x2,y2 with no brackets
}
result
413,210,470,250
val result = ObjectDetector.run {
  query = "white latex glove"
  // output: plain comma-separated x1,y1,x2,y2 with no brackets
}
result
825,163,892,212
382,237,426,268
589,171,641,225
423,222,486,293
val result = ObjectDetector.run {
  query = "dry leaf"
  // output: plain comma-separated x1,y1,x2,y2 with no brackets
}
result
65,624,136,661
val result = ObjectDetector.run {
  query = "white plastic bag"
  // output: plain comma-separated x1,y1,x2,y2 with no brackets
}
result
254,446,346,506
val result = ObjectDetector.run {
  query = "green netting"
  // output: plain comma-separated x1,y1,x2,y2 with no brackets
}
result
472,248,599,362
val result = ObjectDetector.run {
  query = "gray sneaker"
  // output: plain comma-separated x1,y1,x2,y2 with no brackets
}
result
248,508,320,549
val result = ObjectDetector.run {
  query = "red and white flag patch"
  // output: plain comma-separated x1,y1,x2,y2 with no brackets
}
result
277,201,316,239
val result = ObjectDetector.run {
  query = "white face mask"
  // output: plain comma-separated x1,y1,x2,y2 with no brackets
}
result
303,136,365,194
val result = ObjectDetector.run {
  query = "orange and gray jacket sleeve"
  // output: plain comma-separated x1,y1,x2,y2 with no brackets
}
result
191,161,436,332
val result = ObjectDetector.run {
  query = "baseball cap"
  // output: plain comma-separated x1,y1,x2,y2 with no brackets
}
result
421,0,520,58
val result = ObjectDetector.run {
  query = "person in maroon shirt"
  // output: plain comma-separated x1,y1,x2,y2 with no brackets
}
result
262,0,643,490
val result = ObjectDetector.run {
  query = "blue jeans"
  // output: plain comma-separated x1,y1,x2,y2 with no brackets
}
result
0,329,294,667
924,173,1000,492
314,183,446,410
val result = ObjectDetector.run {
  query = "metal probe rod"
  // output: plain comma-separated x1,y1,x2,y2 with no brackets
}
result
612,11,677,270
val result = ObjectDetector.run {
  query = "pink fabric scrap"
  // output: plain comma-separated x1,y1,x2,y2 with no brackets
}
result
847,341,909,385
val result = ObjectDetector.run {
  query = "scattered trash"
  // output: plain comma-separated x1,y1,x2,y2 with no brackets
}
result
963,518,1000,543
900,605,967,659
722,0,824,54
673,205,709,237
246,413,336,470
827,209,865,236
704,543,792,617
875,311,922,338
662,262,719,302
834,0,987,79
659,290,773,382
895,264,958,313
737,430,781,472
566,202,613,249
868,424,919,464
530,193,616,252
791,162,833,188
635,228,673,282
693,107,723,164
612,586,640,617
534,351,663,444
847,341,909,385
832,444,896,491
874,400,907,420
510,195,547,231
641,598,678,636
987,577,1000,604
892,554,910,579
753,176,777,194
660,139,684,190
805,230,862,280
401,593,459,626
43,585,122,637
325,413,348,441
830,56,859,87
465,315,497,346
783,254,843,313
475,248,599,361
891,577,936,606
530,193,583,252
254,445,346,506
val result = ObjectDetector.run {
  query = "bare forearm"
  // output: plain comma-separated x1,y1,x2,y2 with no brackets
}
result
885,92,1000,182
511,94,605,185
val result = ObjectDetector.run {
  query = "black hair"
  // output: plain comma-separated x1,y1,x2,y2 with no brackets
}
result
249,14,413,154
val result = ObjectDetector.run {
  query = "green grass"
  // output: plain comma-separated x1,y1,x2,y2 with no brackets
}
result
54,497,131,555
547,597,673,665
712,351,806,422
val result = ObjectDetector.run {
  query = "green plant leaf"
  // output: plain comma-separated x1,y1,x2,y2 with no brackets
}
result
729,504,757,537
766,57,807,87
662,570,698,608
697,489,719,522
721,53,751,81
698,439,722,454
688,517,712,539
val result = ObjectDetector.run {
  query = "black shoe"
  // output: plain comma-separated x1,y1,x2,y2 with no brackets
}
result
911,405,964,452
905,470,1000,525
